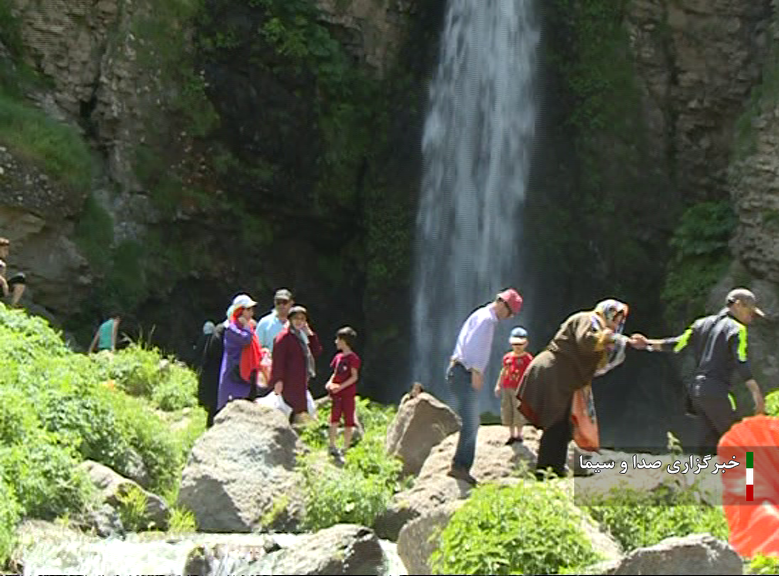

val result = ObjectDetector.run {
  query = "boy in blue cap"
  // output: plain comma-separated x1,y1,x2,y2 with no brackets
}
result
494,326,533,445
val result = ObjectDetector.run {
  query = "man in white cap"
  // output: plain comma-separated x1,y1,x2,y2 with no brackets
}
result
631,288,766,455
446,288,523,485
256,288,294,352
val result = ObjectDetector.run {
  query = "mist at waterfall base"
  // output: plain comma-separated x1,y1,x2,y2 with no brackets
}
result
411,0,540,415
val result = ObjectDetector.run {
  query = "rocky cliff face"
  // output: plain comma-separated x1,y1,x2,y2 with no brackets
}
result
626,0,771,203
626,0,779,411
0,0,436,398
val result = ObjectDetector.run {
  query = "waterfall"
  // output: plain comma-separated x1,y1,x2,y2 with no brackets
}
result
411,0,539,407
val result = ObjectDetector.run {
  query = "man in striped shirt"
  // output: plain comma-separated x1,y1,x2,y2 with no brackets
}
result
446,288,523,485
631,288,766,455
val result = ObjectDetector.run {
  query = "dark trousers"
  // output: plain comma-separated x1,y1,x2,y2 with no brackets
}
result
537,403,572,477
691,394,737,456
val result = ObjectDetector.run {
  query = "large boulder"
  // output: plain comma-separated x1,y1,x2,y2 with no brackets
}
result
385,391,461,477
375,425,535,540
584,534,742,575
177,401,304,533
396,501,463,575
246,524,386,575
78,460,169,531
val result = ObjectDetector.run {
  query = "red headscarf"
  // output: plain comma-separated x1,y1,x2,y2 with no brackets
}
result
232,307,262,382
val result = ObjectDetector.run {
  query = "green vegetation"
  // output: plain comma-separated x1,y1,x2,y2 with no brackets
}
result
541,0,672,320
0,304,205,566
297,398,409,531
430,482,602,575
168,505,197,533
0,93,93,192
116,485,152,532
662,201,735,325
74,194,115,271
766,389,779,417
584,484,729,553
0,482,20,567
131,0,218,138
748,554,779,575
90,343,198,412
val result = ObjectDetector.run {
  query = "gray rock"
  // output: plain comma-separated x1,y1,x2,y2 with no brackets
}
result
396,501,463,575
585,533,742,575
376,426,536,540
385,391,461,477
77,503,124,538
246,524,386,575
177,401,305,533
78,460,169,531
123,448,150,488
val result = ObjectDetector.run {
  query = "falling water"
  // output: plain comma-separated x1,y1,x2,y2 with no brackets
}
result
411,0,539,406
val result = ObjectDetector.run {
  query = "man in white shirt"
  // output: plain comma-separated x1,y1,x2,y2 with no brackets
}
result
447,288,523,485
255,288,294,352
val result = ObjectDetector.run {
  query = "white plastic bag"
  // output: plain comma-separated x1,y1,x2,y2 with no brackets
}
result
256,392,292,419
306,390,317,418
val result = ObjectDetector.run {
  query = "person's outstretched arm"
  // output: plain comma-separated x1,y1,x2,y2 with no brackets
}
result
630,321,698,353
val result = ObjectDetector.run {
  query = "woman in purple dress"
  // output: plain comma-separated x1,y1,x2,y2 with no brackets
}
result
217,294,265,413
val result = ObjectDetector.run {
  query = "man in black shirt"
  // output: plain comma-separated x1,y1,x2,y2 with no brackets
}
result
630,288,766,454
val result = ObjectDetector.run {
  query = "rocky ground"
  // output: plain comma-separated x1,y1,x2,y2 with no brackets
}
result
14,392,747,575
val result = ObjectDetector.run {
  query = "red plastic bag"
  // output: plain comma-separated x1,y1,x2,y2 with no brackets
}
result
718,415,779,557
571,384,599,452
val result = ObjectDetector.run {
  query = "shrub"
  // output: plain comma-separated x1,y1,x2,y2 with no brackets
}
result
0,438,94,520
584,485,729,552
0,304,203,521
298,397,405,530
0,481,21,568
116,485,151,532
169,506,197,533
765,389,779,417
300,452,396,531
748,554,779,575
430,482,602,575
92,343,197,411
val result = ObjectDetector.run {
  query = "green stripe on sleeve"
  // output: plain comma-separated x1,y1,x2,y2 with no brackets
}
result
737,324,748,362
673,327,693,353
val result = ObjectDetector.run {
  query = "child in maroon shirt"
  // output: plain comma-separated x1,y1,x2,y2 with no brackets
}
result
325,326,361,459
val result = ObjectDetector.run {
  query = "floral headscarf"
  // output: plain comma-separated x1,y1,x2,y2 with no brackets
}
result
593,299,630,377
594,299,629,334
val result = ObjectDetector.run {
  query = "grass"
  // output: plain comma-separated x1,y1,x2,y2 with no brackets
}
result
0,93,93,192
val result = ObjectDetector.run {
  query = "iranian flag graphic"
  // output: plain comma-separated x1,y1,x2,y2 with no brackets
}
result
746,451,753,502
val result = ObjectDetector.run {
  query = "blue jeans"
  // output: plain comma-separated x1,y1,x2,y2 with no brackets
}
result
447,363,479,471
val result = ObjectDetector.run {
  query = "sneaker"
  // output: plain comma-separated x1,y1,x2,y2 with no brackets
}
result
504,437,515,446
447,465,478,486
328,446,342,459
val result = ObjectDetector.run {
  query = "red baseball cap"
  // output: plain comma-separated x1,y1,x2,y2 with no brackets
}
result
497,288,522,316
